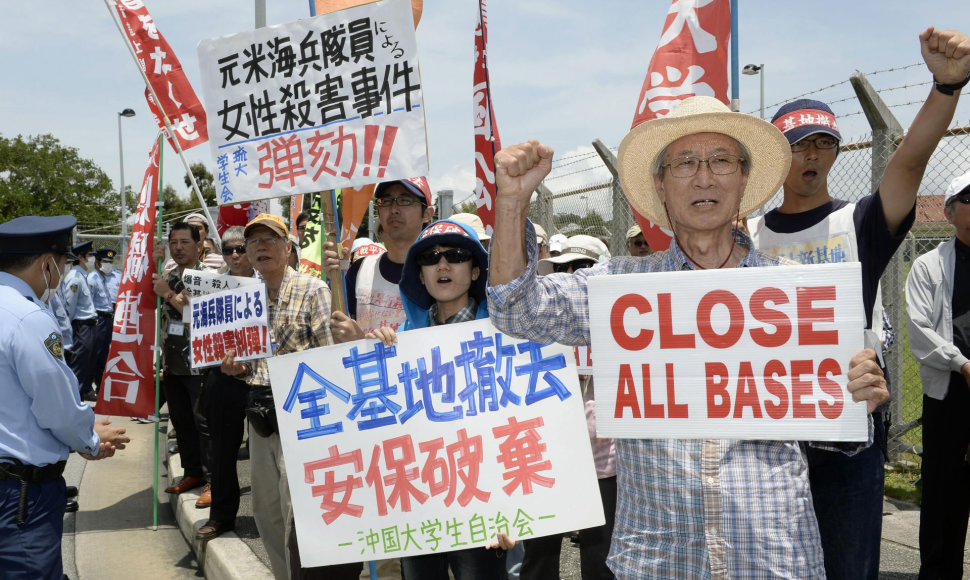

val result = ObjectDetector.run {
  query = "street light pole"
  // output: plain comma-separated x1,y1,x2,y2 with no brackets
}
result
118,108,136,259
742,63,765,119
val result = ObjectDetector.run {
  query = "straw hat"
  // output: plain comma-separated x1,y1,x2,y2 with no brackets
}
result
617,96,791,229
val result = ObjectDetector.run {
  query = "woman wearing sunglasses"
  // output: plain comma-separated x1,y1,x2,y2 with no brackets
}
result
365,219,514,578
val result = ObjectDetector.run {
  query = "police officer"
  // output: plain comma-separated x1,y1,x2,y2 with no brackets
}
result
60,241,98,401
88,248,117,397
0,215,129,579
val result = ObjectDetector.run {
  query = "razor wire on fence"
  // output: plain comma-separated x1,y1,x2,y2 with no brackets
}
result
480,76,970,468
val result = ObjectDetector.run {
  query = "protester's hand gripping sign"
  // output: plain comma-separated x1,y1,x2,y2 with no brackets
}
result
197,0,428,205
189,284,271,368
266,319,603,567
588,263,867,441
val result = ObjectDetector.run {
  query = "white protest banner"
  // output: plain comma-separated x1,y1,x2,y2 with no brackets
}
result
588,263,867,441
266,319,603,567
189,284,270,369
574,346,592,375
180,268,260,323
197,0,428,205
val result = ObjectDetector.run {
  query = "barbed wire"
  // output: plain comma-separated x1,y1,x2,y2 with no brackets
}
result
546,164,610,182
550,151,599,170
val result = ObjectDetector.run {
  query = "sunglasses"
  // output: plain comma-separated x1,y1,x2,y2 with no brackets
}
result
222,245,247,256
553,259,595,273
629,240,650,248
950,192,970,206
416,248,474,266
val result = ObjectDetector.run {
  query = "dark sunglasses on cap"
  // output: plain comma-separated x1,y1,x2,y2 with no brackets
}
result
222,245,247,256
416,247,474,266
553,259,596,273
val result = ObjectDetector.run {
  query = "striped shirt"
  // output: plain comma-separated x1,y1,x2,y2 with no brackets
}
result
488,223,869,579
246,267,333,387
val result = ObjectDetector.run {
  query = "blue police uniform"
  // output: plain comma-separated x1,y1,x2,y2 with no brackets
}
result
106,268,122,307
0,216,101,580
60,242,97,399
48,291,73,353
89,249,117,395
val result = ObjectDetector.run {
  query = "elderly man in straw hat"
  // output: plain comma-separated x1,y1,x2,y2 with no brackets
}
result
487,96,890,578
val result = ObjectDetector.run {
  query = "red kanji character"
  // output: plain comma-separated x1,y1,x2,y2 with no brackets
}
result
419,437,449,499
304,445,364,525
256,134,307,189
493,416,555,496
446,429,489,507
306,126,357,180
382,435,428,513
222,329,236,352
364,444,388,516
192,337,204,365
234,328,248,356
212,332,225,361
202,334,214,363
246,326,261,354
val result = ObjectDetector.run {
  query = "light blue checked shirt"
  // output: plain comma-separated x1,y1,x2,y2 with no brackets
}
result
488,223,870,579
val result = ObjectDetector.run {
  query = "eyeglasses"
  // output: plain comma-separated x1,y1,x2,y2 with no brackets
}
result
415,248,474,266
222,245,247,256
553,259,595,273
245,235,283,248
662,154,744,178
375,196,424,209
629,240,650,248
791,135,839,152
948,192,970,206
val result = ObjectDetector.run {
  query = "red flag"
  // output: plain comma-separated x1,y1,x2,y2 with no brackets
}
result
217,203,251,237
97,136,162,417
473,0,502,235
111,0,208,151
630,0,731,250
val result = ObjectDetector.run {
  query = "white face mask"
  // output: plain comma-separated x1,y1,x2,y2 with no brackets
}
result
40,256,61,303
99,262,114,275
84,256,95,270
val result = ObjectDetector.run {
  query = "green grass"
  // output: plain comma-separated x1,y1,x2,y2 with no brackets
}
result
885,462,921,505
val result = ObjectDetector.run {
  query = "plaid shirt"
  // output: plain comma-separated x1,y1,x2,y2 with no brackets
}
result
428,298,479,327
488,224,870,579
245,267,332,387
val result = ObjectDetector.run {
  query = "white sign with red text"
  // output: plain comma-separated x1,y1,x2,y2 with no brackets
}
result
588,264,867,441
266,319,603,566
197,0,428,205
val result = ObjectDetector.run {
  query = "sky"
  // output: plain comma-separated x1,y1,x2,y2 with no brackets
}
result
1,0,969,229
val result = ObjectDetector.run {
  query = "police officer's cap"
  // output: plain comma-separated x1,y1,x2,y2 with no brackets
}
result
72,241,94,257
95,248,117,261
0,215,77,259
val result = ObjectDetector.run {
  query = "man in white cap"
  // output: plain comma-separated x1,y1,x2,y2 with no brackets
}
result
547,233,566,257
906,170,970,578
487,96,890,577
625,225,652,257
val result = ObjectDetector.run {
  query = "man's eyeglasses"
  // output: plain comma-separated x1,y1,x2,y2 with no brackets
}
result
791,135,839,153
662,154,744,178
416,248,473,266
245,236,282,248
375,196,424,209
949,192,970,206
553,259,595,273
222,245,246,256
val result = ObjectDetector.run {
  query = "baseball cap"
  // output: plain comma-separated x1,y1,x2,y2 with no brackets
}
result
945,170,970,206
548,233,567,254
538,235,609,275
771,98,842,145
185,212,210,227
533,223,548,245
375,177,433,206
625,224,642,240
244,213,288,239
449,213,490,241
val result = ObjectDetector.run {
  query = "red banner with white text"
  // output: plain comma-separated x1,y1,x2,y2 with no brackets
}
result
97,136,161,417
630,0,731,251
111,0,208,151
473,0,502,235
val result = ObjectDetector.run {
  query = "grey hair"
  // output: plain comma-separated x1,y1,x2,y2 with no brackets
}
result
222,225,245,245
653,137,752,177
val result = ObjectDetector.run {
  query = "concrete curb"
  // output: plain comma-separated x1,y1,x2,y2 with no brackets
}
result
165,432,274,580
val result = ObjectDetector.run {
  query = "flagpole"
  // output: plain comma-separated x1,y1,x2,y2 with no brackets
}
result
730,0,739,111
153,132,164,531
104,0,217,235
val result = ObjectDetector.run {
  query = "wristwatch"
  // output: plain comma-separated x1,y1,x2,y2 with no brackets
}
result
933,72,970,96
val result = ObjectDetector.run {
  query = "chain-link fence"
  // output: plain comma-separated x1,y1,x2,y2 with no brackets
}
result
476,75,970,468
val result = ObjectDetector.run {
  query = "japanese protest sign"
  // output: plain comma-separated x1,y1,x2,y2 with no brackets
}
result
180,268,260,323
298,193,326,279
197,0,428,205
629,0,731,251
574,346,592,375
588,263,868,441
472,0,502,235
189,284,271,369
266,319,604,567
109,0,209,151
97,136,161,417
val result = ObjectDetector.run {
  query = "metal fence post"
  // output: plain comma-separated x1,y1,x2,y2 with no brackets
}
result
437,190,453,220
534,184,555,236
850,72,906,461
592,139,633,254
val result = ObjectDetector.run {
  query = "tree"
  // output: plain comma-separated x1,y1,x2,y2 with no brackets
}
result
0,133,116,226
161,184,198,220
183,162,216,207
